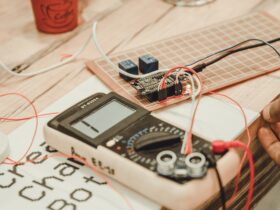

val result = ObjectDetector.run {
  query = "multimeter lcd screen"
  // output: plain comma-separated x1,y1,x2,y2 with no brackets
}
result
71,100,135,139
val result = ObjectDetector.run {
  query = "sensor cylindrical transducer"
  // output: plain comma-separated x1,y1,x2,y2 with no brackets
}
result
156,150,177,176
185,152,207,178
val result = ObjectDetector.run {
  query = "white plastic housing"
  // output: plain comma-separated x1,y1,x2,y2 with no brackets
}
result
44,124,240,210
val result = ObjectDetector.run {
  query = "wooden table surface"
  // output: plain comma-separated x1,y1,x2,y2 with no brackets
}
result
0,0,280,209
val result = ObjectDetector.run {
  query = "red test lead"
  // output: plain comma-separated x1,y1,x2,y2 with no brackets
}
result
212,140,255,210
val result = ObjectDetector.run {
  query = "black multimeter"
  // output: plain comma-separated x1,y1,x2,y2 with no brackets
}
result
44,92,221,210
49,93,149,148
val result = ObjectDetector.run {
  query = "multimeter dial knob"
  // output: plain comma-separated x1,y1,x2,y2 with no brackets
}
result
104,115,185,172
134,132,181,151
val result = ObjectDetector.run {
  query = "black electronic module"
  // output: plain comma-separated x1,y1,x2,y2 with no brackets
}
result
130,72,190,102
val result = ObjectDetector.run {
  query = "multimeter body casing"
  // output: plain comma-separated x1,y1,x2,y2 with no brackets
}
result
44,92,224,210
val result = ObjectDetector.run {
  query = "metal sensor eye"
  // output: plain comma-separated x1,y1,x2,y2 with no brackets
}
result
156,150,177,176
185,152,207,178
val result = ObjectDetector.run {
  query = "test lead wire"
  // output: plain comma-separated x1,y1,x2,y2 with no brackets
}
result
214,166,227,210
0,34,92,77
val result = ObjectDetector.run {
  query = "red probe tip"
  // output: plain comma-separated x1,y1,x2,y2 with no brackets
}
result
212,140,230,154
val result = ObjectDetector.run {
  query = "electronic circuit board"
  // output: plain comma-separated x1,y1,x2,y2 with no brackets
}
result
87,12,280,111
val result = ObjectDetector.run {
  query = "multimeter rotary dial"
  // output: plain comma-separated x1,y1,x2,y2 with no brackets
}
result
103,113,213,182
127,124,184,169
103,115,185,171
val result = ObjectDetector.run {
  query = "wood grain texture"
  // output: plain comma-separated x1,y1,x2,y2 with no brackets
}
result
0,0,279,209
1,0,276,133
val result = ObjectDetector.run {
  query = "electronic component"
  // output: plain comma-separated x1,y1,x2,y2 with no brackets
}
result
156,151,207,179
156,150,177,176
88,13,280,111
131,72,188,102
0,131,9,162
44,92,224,210
139,54,159,74
118,59,138,81
185,152,207,178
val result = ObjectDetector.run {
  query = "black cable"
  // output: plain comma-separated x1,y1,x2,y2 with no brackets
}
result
214,166,227,210
204,38,280,67
190,37,280,72
201,149,227,210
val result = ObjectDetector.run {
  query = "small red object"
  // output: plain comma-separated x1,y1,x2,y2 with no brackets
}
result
31,0,78,34
212,140,231,154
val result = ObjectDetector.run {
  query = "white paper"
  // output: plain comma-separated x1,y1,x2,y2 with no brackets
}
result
0,76,160,210
154,96,259,141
